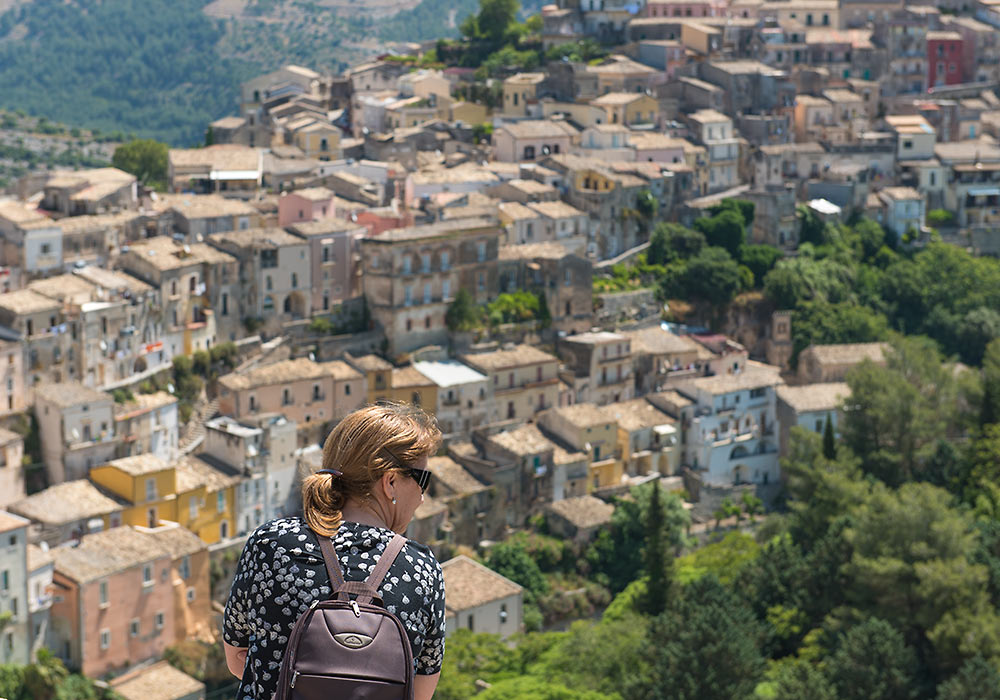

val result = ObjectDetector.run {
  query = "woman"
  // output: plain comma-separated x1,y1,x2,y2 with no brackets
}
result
222,403,446,700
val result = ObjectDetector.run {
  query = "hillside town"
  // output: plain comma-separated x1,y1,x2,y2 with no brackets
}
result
0,0,999,696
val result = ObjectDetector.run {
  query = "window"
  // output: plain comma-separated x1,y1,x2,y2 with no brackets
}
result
440,251,450,270
523,145,535,160
564,268,572,286
220,521,229,539
263,295,274,311
189,498,198,521
291,273,298,289
145,478,157,502
404,286,413,306
345,384,351,396
99,629,111,650
143,564,153,586
261,250,278,268
477,272,485,292
467,615,474,631
99,580,108,606
217,491,225,513
266,275,273,291
187,587,196,602
283,388,292,405
402,257,412,274
222,293,229,316
442,279,451,300
0,570,6,592
180,555,191,580
421,253,430,272
423,282,432,304
154,612,165,631
130,619,140,638
476,241,486,262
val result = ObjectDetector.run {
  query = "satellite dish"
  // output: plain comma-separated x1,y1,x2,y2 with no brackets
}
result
99,340,107,351
71,428,80,441
166,383,175,394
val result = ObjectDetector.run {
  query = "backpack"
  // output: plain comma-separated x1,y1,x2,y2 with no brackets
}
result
274,531,414,700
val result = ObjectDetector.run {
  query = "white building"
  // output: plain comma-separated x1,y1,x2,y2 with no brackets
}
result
441,555,523,637
35,382,119,485
413,360,491,438
0,511,30,665
203,413,299,534
0,429,26,509
26,542,53,661
775,382,850,456
688,109,740,194
676,365,784,486
878,187,926,237
113,392,179,464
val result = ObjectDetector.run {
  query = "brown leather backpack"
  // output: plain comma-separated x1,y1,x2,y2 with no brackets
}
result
274,531,414,700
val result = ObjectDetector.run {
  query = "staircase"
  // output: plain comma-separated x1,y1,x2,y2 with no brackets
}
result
179,397,219,455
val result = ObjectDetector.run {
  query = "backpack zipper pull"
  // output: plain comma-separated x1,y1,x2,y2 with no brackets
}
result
350,601,361,618
290,670,300,688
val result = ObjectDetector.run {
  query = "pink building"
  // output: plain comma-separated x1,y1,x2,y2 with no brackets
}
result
628,132,690,164
278,186,338,227
287,218,368,309
50,527,175,678
355,207,416,237
493,120,577,163
927,31,966,88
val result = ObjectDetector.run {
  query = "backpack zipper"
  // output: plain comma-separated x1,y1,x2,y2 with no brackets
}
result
350,600,361,618
290,670,299,688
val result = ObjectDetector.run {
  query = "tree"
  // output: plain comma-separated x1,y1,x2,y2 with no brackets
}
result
790,300,890,367
844,482,1000,675
586,483,689,594
763,256,856,310
738,244,782,287
641,480,672,615
485,540,548,602
675,532,759,586
708,198,754,227
631,576,764,700
936,656,1000,700
842,337,962,486
982,338,1000,427
742,490,763,521
693,209,745,258
822,413,836,459
826,618,921,700
769,660,837,700
21,649,68,700
445,289,481,331
798,205,828,245
478,676,618,700
111,138,168,189
666,246,744,306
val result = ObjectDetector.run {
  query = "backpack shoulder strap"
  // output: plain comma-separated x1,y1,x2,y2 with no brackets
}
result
315,530,408,606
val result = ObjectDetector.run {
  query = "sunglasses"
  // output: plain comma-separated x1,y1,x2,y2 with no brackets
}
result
380,447,431,494
405,467,432,494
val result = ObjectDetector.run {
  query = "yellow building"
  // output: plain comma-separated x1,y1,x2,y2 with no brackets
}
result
89,455,178,529
89,453,240,544
174,455,240,544
345,354,395,405
292,121,342,161
537,403,624,492
590,93,659,126
389,366,438,412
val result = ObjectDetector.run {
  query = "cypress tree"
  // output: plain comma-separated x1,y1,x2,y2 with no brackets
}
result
822,413,837,460
642,480,671,616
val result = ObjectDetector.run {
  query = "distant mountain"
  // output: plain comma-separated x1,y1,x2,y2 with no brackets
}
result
0,0,478,146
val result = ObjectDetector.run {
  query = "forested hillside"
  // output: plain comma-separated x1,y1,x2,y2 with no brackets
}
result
0,0,484,145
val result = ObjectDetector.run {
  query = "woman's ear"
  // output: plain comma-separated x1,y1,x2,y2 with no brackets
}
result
378,470,396,500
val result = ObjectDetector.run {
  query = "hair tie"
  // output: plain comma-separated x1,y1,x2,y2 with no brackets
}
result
317,469,343,477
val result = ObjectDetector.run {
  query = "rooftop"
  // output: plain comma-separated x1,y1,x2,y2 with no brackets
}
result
498,201,541,222
688,109,731,124
777,382,850,413
408,164,499,186
34,382,111,409
219,358,331,391
0,427,20,446
0,511,28,534
209,227,306,250
546,495,615,530
413,360,487,388
287,218,364,236
503,178,556,195
9,480,123,525
323,360,363,382
461,344,558,371
72,267,152,296
926,30,963,40
442,555,523,612
168,144,261,173
413,495,448,520
102,454,172,477
346,353,393,372
498,120,578,140
487,423,555,457
52,526,172,583
110,660,205,700
427,456,487,496
563,330,626,345
548,402,613,428
288,187,336,202
804,341,889,365
124,236,237,271
681,365,783,396
0,289,60,316
622,326,702,356
28,274,98,305
27,543,53,571
174,454,242,493
158,193,258,219
591,92,649,106
879,186,923,201
138,523,206,558
114,391,178,419
0,199,51,227
372,216,500,243
527,200,585,219
805,28,874,48
602,399,674,432
505,72,546,85
392,365,434,389
498,241,571,261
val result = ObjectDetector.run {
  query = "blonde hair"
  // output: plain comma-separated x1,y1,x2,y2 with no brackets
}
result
302,402,441,537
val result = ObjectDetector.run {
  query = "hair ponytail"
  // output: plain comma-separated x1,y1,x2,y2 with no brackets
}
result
302,472,346,537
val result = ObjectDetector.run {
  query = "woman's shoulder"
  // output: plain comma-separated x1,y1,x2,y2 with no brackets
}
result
247,516,311,547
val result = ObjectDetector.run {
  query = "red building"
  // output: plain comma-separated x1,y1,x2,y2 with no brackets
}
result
927,31,965,89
